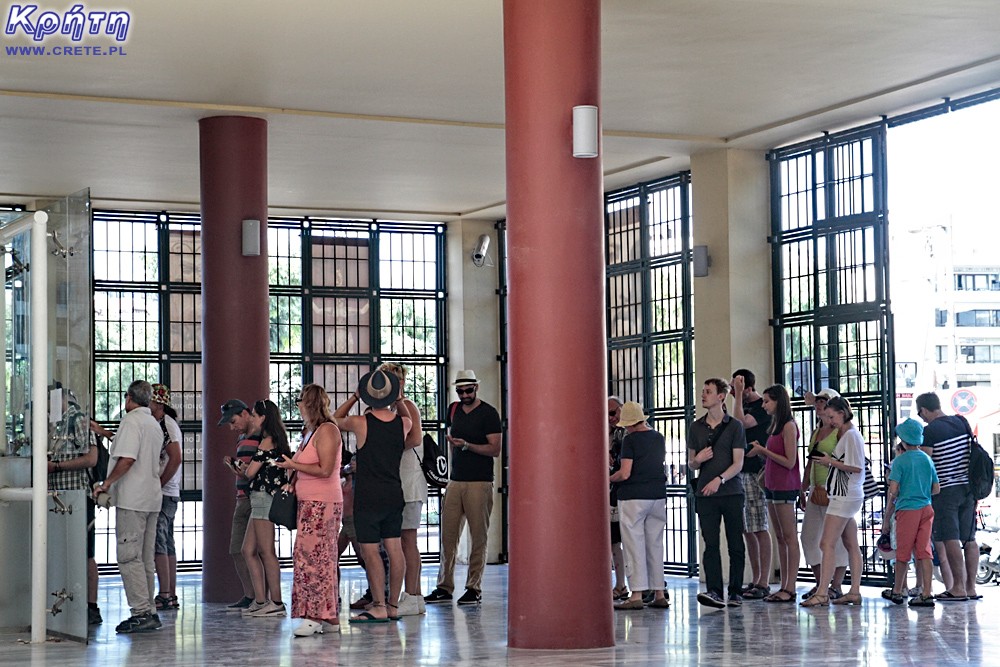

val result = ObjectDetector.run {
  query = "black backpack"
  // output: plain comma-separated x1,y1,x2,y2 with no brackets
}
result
959,416,995,501
420,433,449,489
87,433,111,487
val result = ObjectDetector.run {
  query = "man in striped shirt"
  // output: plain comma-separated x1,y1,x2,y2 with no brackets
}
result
916,392,978,601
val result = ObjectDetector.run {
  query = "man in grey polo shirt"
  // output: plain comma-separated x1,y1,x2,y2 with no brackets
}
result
93,380,165,633
688,377,747,609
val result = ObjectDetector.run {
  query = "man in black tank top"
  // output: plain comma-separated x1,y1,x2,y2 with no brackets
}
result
335,370,418,622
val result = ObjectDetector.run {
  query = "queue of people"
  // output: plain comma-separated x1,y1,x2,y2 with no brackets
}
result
82,368,979,636
607,373,978,612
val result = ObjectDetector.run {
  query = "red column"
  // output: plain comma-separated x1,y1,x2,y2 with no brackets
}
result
504,0,613,649
199,116,270,602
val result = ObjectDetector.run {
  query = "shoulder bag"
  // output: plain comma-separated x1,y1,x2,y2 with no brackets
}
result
807,433,829,506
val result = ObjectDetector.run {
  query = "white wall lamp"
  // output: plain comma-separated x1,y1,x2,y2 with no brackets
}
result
572,105,599,158
242,219,261,256
693,245,711,277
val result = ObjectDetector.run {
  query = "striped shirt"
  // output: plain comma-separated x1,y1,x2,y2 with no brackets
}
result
235,433,262,499
922,415,970,488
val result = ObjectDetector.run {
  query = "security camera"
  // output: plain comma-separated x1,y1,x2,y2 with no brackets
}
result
472,234,491,267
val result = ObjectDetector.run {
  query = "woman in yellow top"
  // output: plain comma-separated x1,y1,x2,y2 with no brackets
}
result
799,389,849,600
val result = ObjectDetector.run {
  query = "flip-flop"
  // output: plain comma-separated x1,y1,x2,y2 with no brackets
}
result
970,594,984,600
934,591,968,602
349,612,389,624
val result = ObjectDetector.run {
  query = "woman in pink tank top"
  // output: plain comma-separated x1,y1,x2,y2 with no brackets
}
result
276,384,343,637
749,384,801,602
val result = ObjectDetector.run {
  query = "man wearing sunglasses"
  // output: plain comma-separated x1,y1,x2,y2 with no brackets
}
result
424,370,502,605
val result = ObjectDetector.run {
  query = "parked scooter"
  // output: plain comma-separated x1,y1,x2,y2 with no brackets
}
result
977,504,1000,585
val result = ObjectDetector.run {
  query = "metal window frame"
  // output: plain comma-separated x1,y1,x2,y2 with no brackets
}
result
768,123,895,586
91,210,449,571
605,172,696,577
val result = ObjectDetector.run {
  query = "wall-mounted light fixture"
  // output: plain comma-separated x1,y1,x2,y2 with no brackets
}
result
242,219,260,256
572,105,599,158
693,245,711,277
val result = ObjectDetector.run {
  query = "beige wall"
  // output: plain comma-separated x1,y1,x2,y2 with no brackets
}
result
690,148,775,583
445,219,504,563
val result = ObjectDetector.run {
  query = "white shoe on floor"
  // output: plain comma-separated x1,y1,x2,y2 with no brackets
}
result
322,620,341,633
396,592,425,616
417,594,426,615
242,600,267,616
293,619,323,636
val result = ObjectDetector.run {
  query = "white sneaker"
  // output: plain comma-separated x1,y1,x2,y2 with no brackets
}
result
396,592,424,616
417,595,426,615
242,600,268,617
293,619,323,636
250,600,287,617
322,620,341,633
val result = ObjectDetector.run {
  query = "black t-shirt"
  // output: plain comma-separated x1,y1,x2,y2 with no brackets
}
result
447,401,502,482
741,398,771,474
617,429,667,501
688,414,746,497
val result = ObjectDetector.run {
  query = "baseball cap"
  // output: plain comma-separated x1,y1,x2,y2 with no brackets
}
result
217,399,249,426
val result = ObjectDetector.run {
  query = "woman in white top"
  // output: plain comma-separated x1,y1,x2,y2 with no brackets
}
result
801,396,865,607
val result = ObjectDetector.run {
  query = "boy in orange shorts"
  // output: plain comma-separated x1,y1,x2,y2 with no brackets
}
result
883,418,940,607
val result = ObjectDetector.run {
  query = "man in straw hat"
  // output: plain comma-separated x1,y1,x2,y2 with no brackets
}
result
336,369,418,622
424,370,502,606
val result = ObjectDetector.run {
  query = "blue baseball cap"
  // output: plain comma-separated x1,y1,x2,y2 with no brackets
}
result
895,418,924,446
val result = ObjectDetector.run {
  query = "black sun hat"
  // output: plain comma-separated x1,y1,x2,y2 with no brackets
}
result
357,370,399,409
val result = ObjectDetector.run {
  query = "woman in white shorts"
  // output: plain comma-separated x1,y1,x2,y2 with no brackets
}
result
801,396,866,607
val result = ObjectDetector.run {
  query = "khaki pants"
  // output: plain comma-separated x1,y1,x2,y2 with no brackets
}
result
437,481,493,594
116,508,158,616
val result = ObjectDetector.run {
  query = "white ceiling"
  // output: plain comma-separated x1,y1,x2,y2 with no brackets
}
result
1,0,999,220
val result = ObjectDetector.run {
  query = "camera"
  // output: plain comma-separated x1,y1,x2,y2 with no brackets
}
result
471,234,490,267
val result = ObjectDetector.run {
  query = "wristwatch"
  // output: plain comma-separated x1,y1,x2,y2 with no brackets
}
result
717,475,725,484
462,445,469,451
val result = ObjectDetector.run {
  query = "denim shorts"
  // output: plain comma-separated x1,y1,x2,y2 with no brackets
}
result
931,483,976,543
764,488,799,504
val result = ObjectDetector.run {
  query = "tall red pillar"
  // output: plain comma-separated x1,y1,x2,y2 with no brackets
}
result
199,116,270,602
504,0,614,649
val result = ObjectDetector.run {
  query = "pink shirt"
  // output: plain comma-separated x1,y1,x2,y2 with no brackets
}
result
764,422,801,492
292,424,343,503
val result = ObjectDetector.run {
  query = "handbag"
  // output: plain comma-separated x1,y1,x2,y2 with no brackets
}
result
269,489,298,531
809,484,829,506
863,457,879,500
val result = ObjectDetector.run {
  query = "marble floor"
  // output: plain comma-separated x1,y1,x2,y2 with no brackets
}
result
1,565,996,666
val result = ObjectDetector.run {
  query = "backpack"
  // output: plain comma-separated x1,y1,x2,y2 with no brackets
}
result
87,433,111,487
959,416,995,501
417,402,458,489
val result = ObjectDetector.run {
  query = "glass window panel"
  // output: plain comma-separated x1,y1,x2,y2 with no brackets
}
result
311,232,369,288
312,297,371,355
95,291,159,352
268,225,302,286
169,362,202,422
93,360,159,422
380,298,436,355
169,292,201,352
379,231,437,290
168,224,201,283
92,214,158,282
270,362,303,422
270,295,303,353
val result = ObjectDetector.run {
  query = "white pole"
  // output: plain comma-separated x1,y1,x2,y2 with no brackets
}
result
30,210,49,643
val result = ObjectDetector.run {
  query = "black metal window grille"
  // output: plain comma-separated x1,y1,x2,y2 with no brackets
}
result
605,172,696,576
769,123,895,585
92,211,449,570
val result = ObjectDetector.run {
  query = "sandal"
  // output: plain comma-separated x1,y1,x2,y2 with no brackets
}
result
831,592,862,605
386,603,400,621
154,594,178,610
350,602,389,624
764,589,795,603
800,594,829,607
801,586,817,600
612,586,631,601
614,598,644,610
742,585,769,600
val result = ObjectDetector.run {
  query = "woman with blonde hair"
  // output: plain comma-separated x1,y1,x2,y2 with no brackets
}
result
277,384,343,636
801,396,866,607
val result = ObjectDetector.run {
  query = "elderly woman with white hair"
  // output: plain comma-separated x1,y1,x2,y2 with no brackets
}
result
609,401,669,609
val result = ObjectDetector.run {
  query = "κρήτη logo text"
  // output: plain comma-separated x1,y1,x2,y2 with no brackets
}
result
5,4,130,42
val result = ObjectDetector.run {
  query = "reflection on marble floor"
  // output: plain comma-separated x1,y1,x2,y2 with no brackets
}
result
1,565,996,665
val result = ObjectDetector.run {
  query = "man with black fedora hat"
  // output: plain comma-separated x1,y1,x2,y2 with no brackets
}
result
424,370,502,606
335,369,418,622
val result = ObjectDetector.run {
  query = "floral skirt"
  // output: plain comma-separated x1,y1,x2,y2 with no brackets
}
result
291,500,343,622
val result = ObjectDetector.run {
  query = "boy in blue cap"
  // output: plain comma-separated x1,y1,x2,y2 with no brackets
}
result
882,418,939,606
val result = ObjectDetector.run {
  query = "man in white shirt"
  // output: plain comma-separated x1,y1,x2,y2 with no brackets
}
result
93,380,166,633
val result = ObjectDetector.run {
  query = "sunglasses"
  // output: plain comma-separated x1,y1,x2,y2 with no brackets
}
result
609,411,618,417
456,386,476,395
